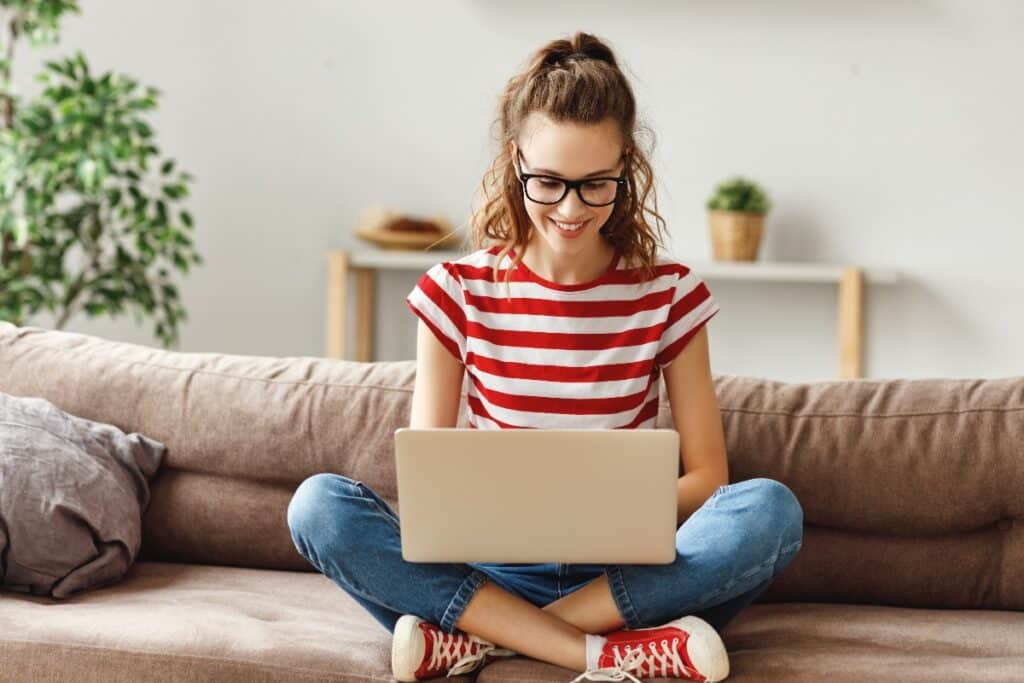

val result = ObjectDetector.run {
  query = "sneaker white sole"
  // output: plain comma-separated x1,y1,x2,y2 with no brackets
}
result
392,614,427,682
672,615,730,682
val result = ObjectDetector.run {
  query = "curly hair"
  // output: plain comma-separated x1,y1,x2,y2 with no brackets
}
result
459,31,669,287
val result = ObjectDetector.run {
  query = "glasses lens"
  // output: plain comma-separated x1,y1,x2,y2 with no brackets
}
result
579,180,619,206
525,177,567,203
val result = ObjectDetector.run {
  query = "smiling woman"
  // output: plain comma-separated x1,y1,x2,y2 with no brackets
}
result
289,30,803,683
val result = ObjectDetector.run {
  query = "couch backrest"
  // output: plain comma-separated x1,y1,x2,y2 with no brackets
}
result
2,321,1021,611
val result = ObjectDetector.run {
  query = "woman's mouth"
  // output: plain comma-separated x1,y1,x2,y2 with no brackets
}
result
549,218,589,239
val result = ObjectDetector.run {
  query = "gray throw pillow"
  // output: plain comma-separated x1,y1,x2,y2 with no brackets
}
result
0,391,166,598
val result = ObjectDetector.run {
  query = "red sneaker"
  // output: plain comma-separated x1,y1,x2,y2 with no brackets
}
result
392,614,515,681
571,615,730,682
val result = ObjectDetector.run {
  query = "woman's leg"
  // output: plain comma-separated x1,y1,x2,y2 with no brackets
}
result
468,561,563,608
286,473,589,671
605,477,804,631
691,576,776,633
553,478,803,634
286,472,489,635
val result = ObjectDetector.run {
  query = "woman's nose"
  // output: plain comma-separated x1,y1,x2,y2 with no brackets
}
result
555,187,589,217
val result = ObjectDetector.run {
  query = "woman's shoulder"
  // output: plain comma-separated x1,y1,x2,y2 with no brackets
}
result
618,251,696,280
435,245,498,265
425,246,503,284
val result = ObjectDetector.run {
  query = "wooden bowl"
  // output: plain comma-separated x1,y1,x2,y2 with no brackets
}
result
354,226,463,251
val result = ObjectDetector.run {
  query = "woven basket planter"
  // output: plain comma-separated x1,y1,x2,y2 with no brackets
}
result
708,210,765,261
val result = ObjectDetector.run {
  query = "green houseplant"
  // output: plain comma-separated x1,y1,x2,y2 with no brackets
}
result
0,0,202,348
706,176,771,261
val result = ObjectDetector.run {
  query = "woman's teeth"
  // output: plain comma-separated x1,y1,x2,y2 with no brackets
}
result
552,219,587,232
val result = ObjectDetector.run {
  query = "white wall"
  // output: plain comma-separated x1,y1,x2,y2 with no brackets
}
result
12,0,1023,381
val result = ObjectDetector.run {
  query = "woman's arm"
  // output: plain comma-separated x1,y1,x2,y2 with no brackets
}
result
662,326,730,525
409,319,465,429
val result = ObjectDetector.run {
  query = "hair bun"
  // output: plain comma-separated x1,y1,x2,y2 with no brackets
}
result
541,33,617,69
570,33,618,66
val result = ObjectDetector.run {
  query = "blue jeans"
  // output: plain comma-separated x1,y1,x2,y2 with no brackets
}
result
287,474,803,636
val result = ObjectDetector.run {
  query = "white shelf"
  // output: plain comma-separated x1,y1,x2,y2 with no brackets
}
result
346,248,901,285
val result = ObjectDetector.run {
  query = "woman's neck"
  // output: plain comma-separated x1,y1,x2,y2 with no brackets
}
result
519,236,617,285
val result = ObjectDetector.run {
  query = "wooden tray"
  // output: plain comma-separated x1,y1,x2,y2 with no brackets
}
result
355,226,462,251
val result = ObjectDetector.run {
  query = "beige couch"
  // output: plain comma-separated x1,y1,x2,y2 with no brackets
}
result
1,320,1022,682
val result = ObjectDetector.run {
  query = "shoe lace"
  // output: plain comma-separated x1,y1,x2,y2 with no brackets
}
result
569,636,699,683
428,630,495,678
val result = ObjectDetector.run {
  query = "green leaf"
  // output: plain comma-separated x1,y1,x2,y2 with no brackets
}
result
44,60,70,78
14,217,29,247
77,157,97,189
75,52,88,79
162,183,186,199
172,251,189,273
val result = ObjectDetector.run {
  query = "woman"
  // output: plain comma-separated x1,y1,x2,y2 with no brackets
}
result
287,31,804,683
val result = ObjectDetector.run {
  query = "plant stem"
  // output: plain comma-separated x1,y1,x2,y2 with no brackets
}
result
2,11,21,129
55,269,90,329
0,11,18,270
55,264,122,329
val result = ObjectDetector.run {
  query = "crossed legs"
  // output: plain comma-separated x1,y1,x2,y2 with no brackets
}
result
454,573,622,672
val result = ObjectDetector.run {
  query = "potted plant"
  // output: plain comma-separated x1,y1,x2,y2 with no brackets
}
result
0,0,201,349
706,177,771,261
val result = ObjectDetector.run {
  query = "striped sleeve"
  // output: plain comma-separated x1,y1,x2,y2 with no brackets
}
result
654,267,721,369
405,261,467,364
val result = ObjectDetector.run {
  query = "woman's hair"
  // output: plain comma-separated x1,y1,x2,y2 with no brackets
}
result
467,31,669,286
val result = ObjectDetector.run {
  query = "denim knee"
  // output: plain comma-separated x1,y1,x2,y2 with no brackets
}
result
747,477,804,554
286,472,358,548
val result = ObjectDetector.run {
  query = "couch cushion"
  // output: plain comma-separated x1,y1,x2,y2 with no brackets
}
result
479,602,1024,682
1,562,1021,682
138,469,310,571
711,374,1024,611
0,560,475,682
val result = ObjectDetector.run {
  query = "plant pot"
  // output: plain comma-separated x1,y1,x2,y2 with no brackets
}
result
708,210,765,261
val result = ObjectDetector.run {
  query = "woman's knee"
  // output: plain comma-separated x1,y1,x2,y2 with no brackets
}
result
286,472,359,542
746,478,804,548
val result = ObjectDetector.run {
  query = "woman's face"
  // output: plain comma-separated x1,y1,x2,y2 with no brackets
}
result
510,112,624,258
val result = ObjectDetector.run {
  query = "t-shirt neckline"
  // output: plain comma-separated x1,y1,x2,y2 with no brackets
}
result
508,247,621,292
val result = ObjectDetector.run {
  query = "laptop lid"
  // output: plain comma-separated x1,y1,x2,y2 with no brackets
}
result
394,428,679,564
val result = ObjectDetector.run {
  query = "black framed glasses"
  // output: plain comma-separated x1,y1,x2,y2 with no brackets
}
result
515,149,626,207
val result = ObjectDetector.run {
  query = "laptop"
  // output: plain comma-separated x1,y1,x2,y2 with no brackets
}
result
393,428,679,564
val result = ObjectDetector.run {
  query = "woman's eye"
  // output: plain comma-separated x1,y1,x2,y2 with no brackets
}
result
537,179,563,189
584,181,609,190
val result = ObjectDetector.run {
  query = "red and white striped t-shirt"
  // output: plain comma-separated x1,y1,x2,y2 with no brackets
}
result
405,245,720,430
